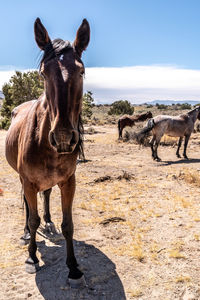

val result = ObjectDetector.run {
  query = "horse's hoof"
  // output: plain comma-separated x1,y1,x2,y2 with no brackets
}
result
156,157,161,162
45,222,57,234
20,238,30,246
25,258,40,274
20,233,31,245
68,275,86,289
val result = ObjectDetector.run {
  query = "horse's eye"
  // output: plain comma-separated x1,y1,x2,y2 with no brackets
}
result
80,70,85,78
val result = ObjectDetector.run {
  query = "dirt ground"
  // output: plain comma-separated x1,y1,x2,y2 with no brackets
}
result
1,125,200,300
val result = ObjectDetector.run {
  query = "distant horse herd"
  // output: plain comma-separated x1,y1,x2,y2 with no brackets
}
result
118,107,200,161
4,17,200,289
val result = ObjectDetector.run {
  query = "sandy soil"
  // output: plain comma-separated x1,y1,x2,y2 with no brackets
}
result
1,125,200,300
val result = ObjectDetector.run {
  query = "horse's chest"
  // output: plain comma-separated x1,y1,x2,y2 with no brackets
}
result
47,159,74,176
25,157,76,191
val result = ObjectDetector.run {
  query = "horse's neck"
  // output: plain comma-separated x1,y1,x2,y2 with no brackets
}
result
190,110,199,123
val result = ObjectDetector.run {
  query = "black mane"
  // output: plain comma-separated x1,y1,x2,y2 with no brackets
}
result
40,39,72,69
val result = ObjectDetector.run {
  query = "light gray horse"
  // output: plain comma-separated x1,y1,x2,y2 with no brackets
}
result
137,107,200,161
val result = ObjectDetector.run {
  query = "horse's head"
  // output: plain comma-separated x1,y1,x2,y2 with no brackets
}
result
196,106,200,120
34,18,90,153
147,111,153,118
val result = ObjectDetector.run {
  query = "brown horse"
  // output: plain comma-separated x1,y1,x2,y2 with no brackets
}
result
137,107,200,161
5,18,90,287
118,111,153,139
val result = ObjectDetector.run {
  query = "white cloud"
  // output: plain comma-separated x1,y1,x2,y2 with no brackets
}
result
1,65,200,104
84,65,200,104
0,69,34,92
0,70,15,90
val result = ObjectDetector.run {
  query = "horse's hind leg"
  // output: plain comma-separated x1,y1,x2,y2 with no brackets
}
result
59,174,85,288
176,137,183,158
42,188,57,234
23,182,41,273
20,195,31,245
150,135,156,159
183,134,190,159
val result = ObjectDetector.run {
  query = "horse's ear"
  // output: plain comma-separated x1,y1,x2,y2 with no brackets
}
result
34,18,51,50
73,19,90,57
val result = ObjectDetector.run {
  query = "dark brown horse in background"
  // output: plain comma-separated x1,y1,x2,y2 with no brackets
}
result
5,18,90,287
137,107,200,161
118,111,153,139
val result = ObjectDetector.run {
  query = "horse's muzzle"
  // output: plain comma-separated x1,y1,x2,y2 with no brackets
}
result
49,130,78,154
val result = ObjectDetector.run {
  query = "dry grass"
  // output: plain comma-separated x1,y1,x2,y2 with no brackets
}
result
128,289,143,298
160,135,178,146
168,241,186,259
178,168,200,186
175,276,191,283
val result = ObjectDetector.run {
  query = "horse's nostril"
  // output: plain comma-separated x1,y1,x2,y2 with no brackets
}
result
49,131,57,147
49,130,77,152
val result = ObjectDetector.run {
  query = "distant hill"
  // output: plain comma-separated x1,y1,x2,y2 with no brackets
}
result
0,91,4,99
148,100,200,106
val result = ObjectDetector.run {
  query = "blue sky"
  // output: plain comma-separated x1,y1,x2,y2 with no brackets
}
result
1,0,200,103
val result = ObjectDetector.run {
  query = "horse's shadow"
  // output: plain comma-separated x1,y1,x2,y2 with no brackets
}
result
160,158,200,166
36,238,126,300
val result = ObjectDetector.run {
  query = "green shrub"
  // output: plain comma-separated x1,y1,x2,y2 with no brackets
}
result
179,103,191,110
82,90,94,122
156,103,168,110
0,71,43,129
108,100,134,115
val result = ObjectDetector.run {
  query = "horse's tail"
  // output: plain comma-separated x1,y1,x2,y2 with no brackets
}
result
136,118,155,143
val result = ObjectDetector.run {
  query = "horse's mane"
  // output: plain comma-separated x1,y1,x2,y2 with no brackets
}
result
124,112,152,121
178,107,200,120
187,107,200,115
135,111,152,121
120,112,151,120
39,39,72,70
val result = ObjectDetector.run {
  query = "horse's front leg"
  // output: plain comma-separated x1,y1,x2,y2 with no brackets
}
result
176,137,183,158
59,174,85,288
120,128,123,139
119,127,123,139
42,188,57,234
154,140,161,161
23,182,40,273
183,134,190,159
20,196,31,245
